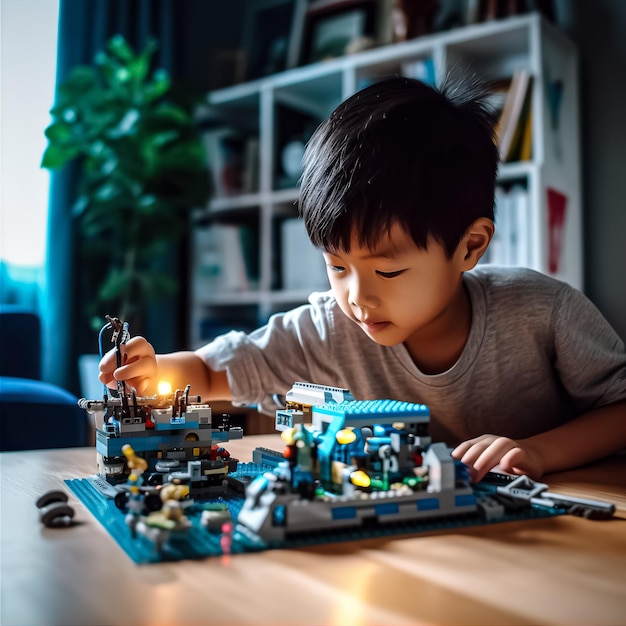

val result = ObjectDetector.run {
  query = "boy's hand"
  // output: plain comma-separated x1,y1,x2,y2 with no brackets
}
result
98,336,157,396
451,434,544,483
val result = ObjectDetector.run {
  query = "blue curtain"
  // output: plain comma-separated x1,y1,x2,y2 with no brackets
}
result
44,0,179,394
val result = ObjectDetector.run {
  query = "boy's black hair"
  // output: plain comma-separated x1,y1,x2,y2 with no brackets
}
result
298,75,499,257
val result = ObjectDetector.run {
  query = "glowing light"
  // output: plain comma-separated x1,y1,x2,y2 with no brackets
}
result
350,470,371,488
336,428,356,445
157,381,172,395
281,428,296,445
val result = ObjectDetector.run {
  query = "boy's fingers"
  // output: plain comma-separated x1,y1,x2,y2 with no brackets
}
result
98,349,117,371
451,434,495,459
475,438,515,468
120,337,154,360
450,441,471,458
99,339,153,374
455,441,491,466
113,358,154,382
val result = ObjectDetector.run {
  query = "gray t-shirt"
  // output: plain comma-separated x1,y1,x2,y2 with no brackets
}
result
197,267,626,445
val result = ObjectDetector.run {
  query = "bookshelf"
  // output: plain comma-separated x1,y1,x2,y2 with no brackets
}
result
190,12,582,349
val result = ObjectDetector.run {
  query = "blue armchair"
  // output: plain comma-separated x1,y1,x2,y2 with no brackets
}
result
0,306,92,451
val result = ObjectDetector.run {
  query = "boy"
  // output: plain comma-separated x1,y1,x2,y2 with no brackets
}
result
99,76,626,482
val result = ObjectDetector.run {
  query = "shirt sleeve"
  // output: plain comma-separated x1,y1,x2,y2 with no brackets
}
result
195,294,338,414
552,283,626,410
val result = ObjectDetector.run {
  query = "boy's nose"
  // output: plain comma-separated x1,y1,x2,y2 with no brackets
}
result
348,277,378,309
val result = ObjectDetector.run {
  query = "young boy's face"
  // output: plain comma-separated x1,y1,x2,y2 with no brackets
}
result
322,222,469,350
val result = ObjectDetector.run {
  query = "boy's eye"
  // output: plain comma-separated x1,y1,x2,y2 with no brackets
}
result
328,265,345,273
376,269,405,278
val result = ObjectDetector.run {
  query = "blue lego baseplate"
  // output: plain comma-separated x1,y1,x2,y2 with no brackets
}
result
65,462,565,565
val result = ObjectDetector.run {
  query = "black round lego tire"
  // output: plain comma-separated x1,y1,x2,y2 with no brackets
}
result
36,489,69,508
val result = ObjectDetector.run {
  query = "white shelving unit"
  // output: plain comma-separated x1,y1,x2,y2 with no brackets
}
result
190,13,582,348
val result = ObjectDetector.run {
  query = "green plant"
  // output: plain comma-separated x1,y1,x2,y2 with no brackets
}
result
42,35,209,331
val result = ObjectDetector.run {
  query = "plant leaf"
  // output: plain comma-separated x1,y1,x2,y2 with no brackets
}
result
41,144,67,169
107,35,135,62
40,33,211,333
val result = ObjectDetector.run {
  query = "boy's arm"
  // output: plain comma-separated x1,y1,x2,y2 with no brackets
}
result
98,336,231,400
451,399,626,482
154,351,231,400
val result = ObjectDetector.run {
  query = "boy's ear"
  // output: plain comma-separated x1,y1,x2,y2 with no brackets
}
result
457,218,494,270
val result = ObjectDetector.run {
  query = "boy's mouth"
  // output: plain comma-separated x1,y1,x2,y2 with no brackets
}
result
359,319,391,333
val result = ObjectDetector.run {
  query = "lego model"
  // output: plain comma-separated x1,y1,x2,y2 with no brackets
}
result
275,381,355,430
238,394,477,541
118,443,194,555
235,383,616,542
79,317,242,492
69,376,616,563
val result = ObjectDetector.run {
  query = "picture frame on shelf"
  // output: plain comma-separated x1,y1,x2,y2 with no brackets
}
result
243,0,304,80
300,0,379,65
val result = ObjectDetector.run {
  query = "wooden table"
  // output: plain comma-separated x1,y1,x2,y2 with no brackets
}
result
2,435,625,626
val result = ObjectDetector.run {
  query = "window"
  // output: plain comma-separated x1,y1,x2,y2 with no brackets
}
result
0,0,59,308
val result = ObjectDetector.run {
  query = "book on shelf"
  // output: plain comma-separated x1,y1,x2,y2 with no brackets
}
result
516,104,533,162
495,68,533,163
547,187,568,275
510,184,531,267
281,218,329,292
193,224,250,294
242,137,260,194
486,77,511,119
203,129,260,197
505,84,533,162
486,185,530,267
